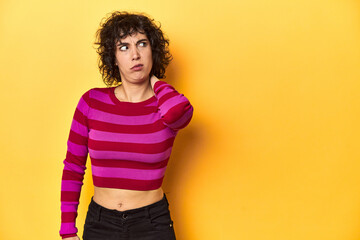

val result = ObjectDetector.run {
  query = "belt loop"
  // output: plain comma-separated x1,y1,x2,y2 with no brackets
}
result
144,206,151,221
97,201,102,221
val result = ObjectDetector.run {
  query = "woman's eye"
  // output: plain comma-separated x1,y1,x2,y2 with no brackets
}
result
119,46,127,51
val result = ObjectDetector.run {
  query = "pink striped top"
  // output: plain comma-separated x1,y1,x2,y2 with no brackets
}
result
59,81,193,239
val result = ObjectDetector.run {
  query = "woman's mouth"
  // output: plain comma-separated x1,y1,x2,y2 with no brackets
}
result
131,64,143,71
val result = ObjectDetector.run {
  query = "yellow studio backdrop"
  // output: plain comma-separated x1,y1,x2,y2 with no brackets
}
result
0,0,359,239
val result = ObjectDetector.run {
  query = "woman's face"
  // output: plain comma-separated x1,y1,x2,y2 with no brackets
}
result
114,32,153,84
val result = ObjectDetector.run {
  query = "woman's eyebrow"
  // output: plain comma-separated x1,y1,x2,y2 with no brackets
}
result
116,39,148,46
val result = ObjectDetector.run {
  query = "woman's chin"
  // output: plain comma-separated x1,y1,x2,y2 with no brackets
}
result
123,75,151,84
135,72,151,80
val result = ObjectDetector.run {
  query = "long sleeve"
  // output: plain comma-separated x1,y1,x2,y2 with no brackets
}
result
153,81,193,132
59,90,91,239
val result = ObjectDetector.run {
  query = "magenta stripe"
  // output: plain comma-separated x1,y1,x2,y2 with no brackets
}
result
70,119,88,137
159,96,189,116
91,89,114,104
167,106,194,129
61,202,79,212
153,81,164,89
144,101,158,107
89,109,158,125
61,180,83,191
59,223,77,235
64,162,86,174
77,97,90,115
92,165,167,180
88,147,172,163
89,128,173,144
67,141,88,156
156,85,174,99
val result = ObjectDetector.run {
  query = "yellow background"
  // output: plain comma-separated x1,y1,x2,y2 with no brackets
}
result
0,0,359,239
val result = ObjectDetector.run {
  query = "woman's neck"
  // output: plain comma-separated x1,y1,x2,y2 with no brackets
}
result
115,79,154,103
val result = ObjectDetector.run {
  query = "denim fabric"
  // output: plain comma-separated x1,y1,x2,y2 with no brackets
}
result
82,194,176,240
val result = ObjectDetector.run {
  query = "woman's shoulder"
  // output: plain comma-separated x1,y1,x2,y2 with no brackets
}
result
81,86,112,97
79,86,115,107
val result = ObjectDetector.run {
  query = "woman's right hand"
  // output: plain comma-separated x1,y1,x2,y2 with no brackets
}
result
150,75,160,89
62,236,79,240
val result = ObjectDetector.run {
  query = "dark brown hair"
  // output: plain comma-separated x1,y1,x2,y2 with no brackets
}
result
94,11,173,86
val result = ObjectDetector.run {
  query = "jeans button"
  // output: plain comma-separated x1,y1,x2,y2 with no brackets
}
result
122,213,128,219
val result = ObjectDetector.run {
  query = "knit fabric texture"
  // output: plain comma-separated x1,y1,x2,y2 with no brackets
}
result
59,81,193,238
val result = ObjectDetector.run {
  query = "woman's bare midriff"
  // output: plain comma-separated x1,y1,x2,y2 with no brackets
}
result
93,186,164,211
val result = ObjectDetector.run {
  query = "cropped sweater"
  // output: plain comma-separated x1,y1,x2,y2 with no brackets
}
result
59,81,193,239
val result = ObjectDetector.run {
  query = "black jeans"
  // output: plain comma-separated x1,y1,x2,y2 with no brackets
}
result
82,193,176,240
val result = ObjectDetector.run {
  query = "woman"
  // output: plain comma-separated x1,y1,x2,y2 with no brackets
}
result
59,11,193,240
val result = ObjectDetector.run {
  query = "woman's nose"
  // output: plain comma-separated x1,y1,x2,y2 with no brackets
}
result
131,47,140,60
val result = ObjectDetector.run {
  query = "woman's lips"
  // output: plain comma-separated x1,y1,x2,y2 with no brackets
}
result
131,64,143,71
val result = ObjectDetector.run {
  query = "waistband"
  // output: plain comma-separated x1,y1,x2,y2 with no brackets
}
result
89,193,169,220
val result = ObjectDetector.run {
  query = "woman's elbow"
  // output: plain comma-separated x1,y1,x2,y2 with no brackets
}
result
162,104,194,130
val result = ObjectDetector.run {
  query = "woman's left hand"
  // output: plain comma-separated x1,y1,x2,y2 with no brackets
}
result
150,75,160,89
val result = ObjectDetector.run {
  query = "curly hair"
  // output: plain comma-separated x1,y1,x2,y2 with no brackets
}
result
94,11,173,87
